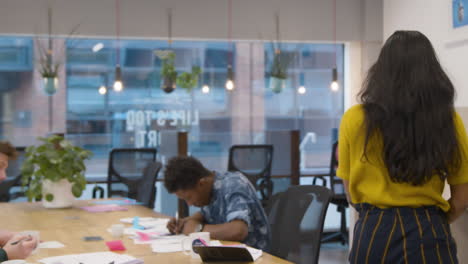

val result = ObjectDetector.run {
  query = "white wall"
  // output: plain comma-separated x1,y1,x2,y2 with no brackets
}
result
1,0,368,42
384,0,468,107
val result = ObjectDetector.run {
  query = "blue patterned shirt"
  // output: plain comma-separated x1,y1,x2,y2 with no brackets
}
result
201,171,271,251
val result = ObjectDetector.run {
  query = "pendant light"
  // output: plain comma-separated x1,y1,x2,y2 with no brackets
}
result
330,0,339,92
113,0,123,92
225,0,235,91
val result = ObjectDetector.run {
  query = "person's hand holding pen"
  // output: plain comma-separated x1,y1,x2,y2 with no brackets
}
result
167,212,187,234
3,234,38,260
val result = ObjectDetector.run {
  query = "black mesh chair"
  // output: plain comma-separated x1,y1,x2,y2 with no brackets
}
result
269,185,332,264
0,147,26,202
107,148,157,200
322,141,349,245
136,161,162,209
227,144,274,201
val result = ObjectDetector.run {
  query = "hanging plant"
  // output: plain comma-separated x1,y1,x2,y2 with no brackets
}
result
268,13,291,94
269,48,291,94
156,50,178,93
177,66,202,92
36,5,80,96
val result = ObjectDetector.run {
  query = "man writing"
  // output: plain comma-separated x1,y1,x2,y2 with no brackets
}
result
0,141,38,261
164,156,271,251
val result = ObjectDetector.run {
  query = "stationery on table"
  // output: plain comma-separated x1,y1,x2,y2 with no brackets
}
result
106,240,126,251
39,251,143,264
38,241,66,249
93,198,143,206
81,204,128,213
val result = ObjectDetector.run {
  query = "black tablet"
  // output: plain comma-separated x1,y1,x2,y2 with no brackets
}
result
193,246,254,262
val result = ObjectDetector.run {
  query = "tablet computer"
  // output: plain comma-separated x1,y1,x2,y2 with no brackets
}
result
193,246,254,262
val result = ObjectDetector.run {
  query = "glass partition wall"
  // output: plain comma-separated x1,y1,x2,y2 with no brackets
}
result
0,35,344,189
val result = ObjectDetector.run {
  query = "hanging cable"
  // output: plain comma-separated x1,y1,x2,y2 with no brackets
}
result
113,0,123,92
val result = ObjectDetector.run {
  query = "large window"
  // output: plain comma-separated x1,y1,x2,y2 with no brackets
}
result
0,36,344,179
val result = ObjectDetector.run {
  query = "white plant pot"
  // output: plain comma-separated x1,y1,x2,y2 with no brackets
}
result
42,179,75,209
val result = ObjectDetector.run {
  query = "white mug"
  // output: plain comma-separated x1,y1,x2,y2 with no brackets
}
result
18,230,40,254
181,232,210,257
111,224,125,238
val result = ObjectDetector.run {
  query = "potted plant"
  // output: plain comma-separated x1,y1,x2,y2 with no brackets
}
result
20,135,93,208
37,5,80,96
156,50,178,93
38,53,60,95
177,66,202,92
269,49,290,94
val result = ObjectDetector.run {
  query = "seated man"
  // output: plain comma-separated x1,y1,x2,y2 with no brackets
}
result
164,156,271,251
0,141,38,261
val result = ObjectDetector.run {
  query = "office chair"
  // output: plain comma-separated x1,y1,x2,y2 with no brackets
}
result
0,147,26,201
106,148,157,199
269,185,332,264
135,161,162,209
227,144,274,201
322,141,349,245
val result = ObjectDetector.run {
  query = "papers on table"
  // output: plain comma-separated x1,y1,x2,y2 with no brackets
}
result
93,198,143,206
39,251,143,264
246,246,263,261
81,204,128,213
38,241,65,249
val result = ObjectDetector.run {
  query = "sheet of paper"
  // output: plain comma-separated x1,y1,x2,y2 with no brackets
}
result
38,241,65,249
81,204,128,213
246,246,263,261
93,198,142,206
39,251,142,264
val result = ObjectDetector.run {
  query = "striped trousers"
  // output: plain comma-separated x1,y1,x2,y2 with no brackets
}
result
350,203,458,264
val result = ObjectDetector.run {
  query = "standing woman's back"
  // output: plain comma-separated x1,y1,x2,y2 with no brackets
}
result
337,30,468,264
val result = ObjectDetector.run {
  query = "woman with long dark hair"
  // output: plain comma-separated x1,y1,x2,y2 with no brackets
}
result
337,30,468,263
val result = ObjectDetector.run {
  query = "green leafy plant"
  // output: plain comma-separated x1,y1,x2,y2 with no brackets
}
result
270,51,291,80
177,66,202,92
159,51,178,82
38,55,60,78
20,135,93,202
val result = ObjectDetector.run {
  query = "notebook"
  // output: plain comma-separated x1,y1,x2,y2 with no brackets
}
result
39,251,143,264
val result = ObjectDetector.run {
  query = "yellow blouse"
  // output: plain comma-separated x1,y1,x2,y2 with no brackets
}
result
336,104,468,212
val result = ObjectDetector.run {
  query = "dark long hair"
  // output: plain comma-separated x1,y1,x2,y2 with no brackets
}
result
359,30,461,186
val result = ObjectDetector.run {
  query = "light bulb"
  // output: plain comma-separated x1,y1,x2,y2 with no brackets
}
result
113,80,123,92
92,43,104,53
330,67,339,92
225,65,234,91
113,65,123,92
330,81,339,92
202,85,210,94
298,86,306,94
225,80,234,90
98,85,107,95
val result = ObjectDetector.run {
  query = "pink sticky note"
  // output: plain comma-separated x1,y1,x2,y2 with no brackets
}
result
106,240,126,251
136,231,151,241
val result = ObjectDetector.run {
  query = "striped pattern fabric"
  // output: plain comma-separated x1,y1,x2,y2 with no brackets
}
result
350,203,458,264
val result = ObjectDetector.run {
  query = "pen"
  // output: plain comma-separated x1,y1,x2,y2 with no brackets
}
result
10,235,32,245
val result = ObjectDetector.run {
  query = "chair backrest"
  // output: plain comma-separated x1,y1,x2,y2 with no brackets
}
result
136,161,162,209
227,145,274,180
107,148,157,198
269,185,332,264
0,147,26,201
329,141,345,196
227,144,274,200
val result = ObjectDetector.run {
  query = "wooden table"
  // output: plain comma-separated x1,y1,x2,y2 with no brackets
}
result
1,200,292,264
